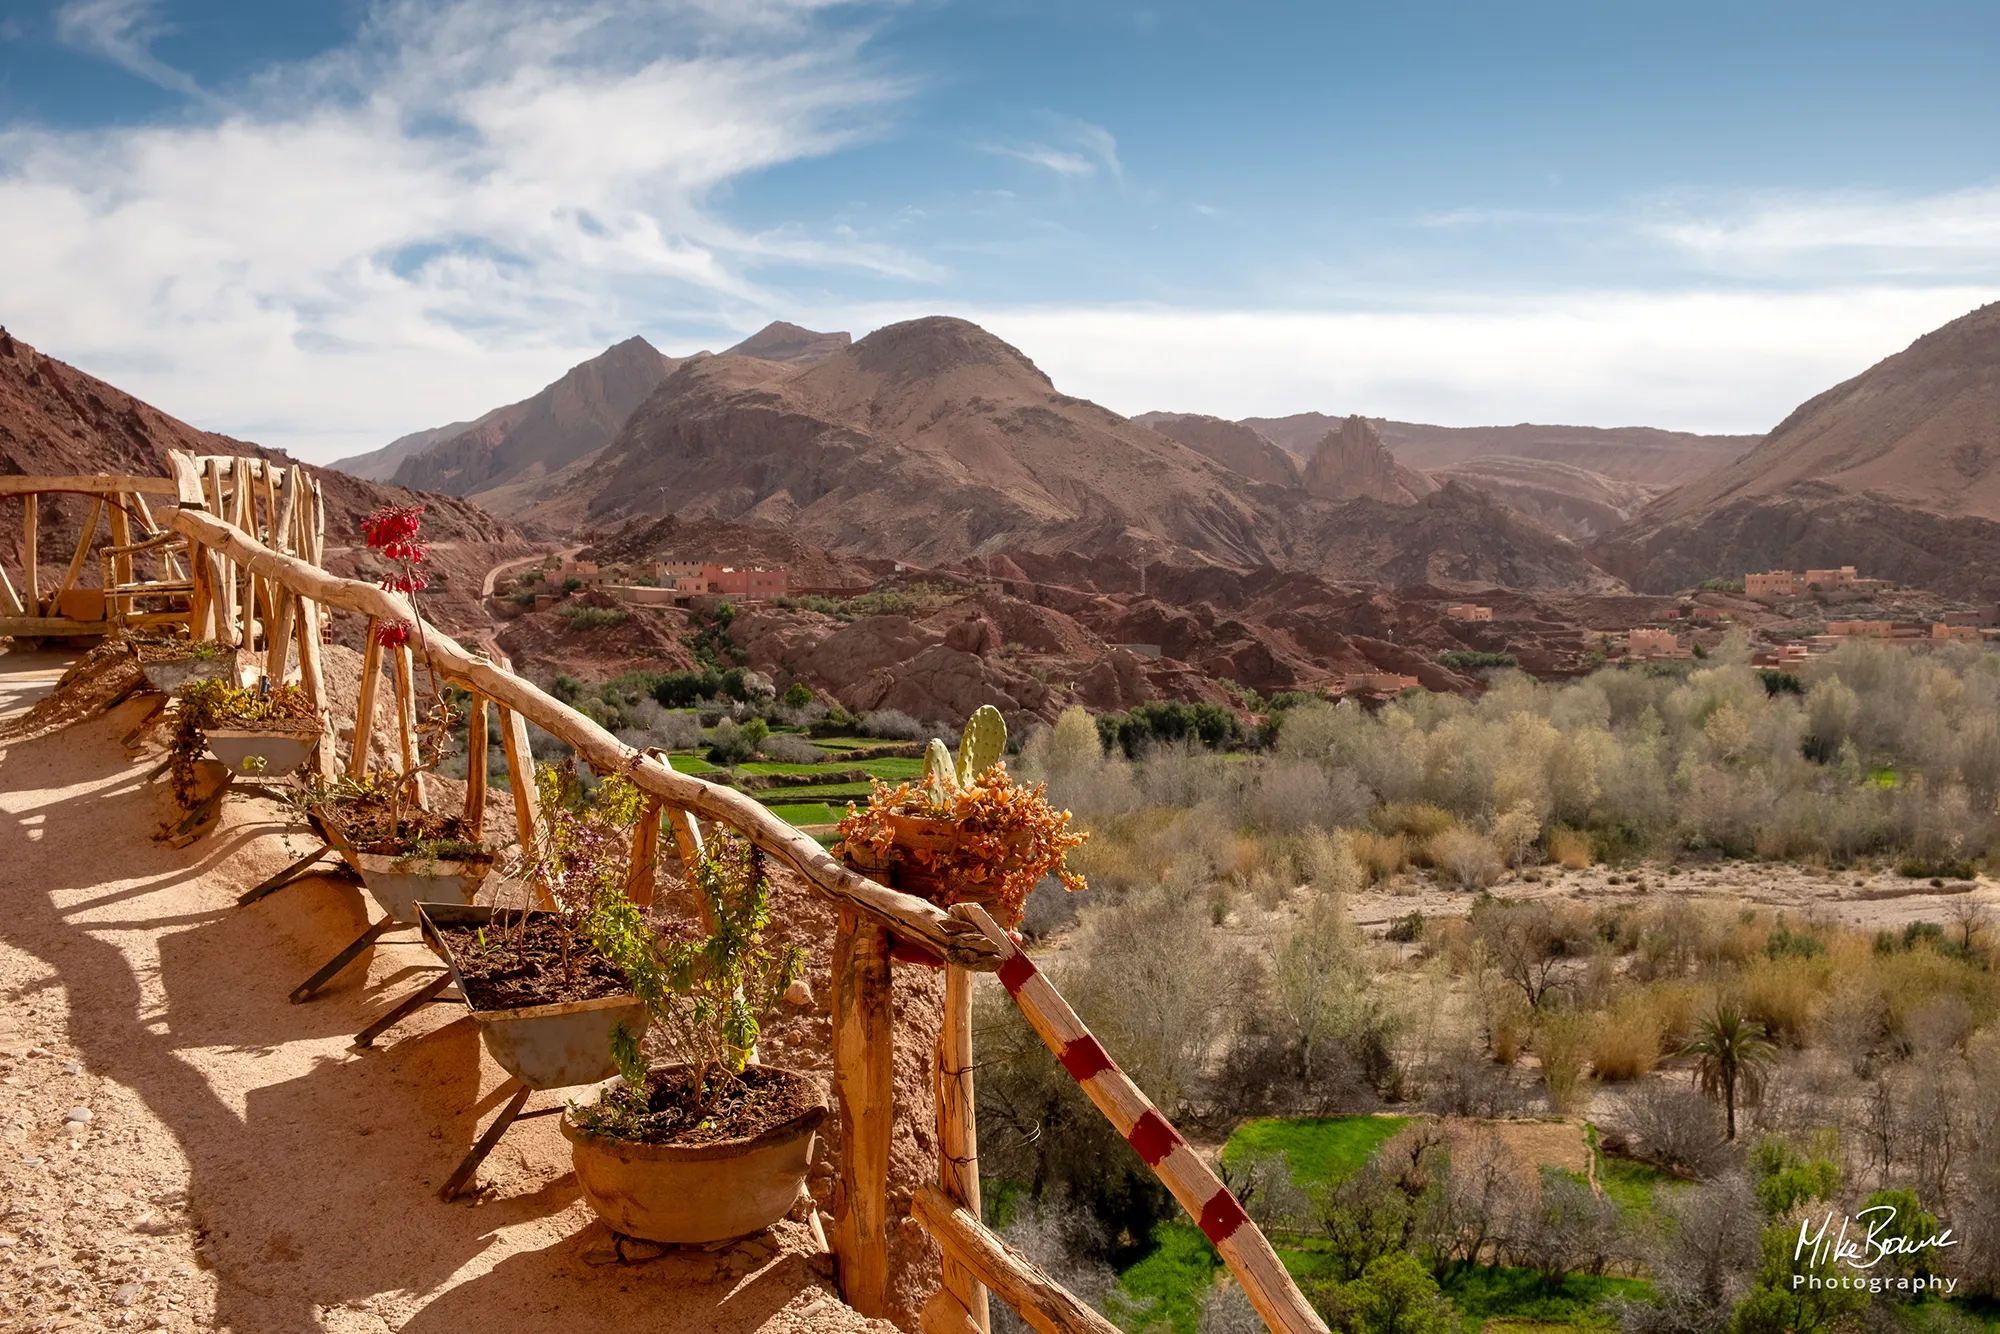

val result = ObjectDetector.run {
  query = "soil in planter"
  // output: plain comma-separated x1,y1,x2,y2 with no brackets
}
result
579,1065,821,1148
131,638,234,664
333,799,489,858
433,917,630,1009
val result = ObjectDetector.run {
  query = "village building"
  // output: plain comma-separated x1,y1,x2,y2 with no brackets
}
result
1446,603,1493,621
1744,571,1799,598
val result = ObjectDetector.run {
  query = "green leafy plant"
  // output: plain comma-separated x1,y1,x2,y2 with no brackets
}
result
505,760,644,982
580,832,805,1132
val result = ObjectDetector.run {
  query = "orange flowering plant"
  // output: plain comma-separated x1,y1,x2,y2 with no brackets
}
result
835,707,1086,927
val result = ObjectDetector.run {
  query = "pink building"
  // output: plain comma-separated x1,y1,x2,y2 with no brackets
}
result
1805,566,1859,589
678,564,789,600
1933,623,1980,643
1744,571,1798,598
1827,620,1892,638
1626,628,1685,659
1446,604,1493,621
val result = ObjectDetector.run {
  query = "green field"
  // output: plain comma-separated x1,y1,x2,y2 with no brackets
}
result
1104,1114,1661,1334
1219,1114,1409,1187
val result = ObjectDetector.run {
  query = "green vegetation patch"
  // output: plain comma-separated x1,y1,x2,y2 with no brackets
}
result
1440,1265,1651,1325
1220,1114,1409,1188
1108,1220,1219,1334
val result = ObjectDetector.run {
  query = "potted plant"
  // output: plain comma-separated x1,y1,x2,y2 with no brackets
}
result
561,832,818,1244
133,637,237,696
168,679,323,797
834,705,1088,930
301,503,492,920
420,761,648,1093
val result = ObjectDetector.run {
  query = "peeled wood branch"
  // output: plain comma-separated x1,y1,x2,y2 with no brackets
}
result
911,1185,1120,1334
165,478,997,969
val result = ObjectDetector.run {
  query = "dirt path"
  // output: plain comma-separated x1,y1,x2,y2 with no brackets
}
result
0,694,893,1334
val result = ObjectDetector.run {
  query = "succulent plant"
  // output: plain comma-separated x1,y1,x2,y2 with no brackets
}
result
922,705,1008,809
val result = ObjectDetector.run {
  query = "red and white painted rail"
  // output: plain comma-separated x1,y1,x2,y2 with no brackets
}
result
956,904,1329,1334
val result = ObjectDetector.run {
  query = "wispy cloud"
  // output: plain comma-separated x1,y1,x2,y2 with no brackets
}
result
5,0,921,460
52,0,214,103
1647,185,2000,276
980,116,1122,183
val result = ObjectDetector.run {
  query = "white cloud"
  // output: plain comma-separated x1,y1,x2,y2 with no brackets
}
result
1650,185,2000,276
872,286,1997,434
3,0,916,461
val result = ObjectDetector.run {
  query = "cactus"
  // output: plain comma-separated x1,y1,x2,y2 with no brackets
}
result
924,738,958,810
920,707,1009,812
956,705,1007,787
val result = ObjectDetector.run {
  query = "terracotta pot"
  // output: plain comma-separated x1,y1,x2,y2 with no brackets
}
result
562,1064,825,1244
420,903,647,1090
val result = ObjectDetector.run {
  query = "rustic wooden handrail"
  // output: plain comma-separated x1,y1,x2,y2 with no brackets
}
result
162,450,998,969
912,1184,1120,1334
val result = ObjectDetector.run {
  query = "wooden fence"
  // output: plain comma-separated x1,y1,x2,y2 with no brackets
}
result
0,473,190,639
149,449,1325,1334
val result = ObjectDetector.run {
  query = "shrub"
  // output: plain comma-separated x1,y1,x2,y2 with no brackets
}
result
652,669,724,708
1547,826,1592,869
781,681,813,709
704,718,755,766
1428,825,1500,891
1302,829,1364,896
558,604,630,632
1617,1080,1727,1176
1438,649,1518,672
1096,700,1242,758
858,708,930,741
1350,830,1409,882
760,732,825,764
1373,802,1456,841
1535,1010,1595,1113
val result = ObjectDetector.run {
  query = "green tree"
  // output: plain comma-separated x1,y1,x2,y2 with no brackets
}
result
1748,1132,1843,1215
782,681,813,709
1683,1004,1776,1139
1732,1212,1866,1334
1316,1252,1458,1334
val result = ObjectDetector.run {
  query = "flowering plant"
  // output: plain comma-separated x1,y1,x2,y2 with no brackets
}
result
836,762,1087,926
356,504,455,843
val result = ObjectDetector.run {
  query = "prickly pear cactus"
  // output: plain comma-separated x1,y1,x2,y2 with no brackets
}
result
924,737,959,809
957,705,1007,786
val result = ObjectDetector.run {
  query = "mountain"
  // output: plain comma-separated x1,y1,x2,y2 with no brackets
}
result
1133,412,1302,487
1244,413,1755,489
520,316,1620,593
1428,455,1661,539
1603,301,2000,599
721,321,851,365
328,420,473,483
376,336,681,499
1301,416,1439,504
0,326,519,632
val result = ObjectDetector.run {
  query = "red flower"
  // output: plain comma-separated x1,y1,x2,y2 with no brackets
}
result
380,572,429,593
374,619,411,649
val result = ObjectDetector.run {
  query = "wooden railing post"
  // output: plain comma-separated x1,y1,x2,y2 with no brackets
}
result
463,691,489,839
936,964,989,1330
349,621,382,778
914,1185,1119,1334
831,907,894,1319
627,795,662,908
392,642,428,810
497,703,540,852
21,493,38,613
107,494,132,591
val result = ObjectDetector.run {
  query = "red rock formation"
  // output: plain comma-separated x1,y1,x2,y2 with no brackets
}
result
1302,415,1439,504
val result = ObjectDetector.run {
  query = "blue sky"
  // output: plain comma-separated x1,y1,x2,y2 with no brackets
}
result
3,0,1999,461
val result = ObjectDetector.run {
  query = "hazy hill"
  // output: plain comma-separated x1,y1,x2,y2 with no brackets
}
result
1431,455,1661,539
1243,413,1755,488
523,316,1622,593
379,336,681,498
1133,412,1302,487
722,321,851,365
1604,301,2000,599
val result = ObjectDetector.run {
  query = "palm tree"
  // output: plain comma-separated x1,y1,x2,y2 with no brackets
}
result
1682,1004,1776,1140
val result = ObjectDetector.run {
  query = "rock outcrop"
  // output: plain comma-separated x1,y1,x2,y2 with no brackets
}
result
1301,415,1438,504
722,321,851,365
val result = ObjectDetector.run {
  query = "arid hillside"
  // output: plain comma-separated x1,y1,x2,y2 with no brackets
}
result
0,327,525,634
1429,454,1662,538
1604,301,2000,598
1244,412,1755,487
521,317,1621,593
1133,411,1303,487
